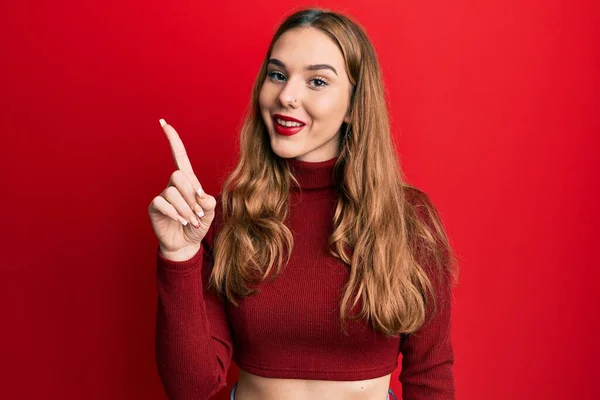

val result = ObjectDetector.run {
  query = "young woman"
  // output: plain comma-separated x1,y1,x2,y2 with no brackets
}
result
149,8,458,400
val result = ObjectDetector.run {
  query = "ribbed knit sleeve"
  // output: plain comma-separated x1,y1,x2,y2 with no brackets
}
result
399,189,455,399
154,234,233,400
399,268,454,399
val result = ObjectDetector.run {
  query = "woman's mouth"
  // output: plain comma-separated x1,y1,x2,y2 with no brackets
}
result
272,116,306,136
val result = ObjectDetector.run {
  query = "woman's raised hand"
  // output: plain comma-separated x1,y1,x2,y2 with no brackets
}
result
148,119,217,261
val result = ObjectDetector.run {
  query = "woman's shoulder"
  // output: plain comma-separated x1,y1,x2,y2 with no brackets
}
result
401,183,449,265
402,184,437,214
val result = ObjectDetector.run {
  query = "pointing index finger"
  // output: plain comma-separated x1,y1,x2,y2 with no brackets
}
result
160,118,201,188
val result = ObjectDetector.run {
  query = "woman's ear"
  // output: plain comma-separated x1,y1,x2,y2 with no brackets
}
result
344,85,354,125
344,104,352,124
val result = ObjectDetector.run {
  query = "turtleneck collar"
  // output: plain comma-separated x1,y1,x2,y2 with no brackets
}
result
287,156,338,190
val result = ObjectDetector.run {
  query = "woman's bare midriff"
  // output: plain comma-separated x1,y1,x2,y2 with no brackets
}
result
233,368,393,400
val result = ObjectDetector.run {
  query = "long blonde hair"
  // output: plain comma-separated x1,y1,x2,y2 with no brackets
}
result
208,7,459,337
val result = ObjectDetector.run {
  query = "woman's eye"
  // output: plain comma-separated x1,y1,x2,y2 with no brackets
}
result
310,78,328,87
267,71,329,88
268,71,286,81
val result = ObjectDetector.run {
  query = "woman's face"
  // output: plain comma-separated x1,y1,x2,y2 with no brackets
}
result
259,27,353,162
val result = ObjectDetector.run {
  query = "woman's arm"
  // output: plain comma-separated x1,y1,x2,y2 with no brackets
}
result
155,234,233,400
399,189,455,399
399,270,455,399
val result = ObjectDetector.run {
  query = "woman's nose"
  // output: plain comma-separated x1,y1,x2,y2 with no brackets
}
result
278,80,301,107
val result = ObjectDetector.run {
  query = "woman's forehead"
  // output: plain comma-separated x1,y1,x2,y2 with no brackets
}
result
270,28,345,70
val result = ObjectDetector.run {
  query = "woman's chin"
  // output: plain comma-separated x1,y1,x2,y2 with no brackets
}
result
271,146,302,160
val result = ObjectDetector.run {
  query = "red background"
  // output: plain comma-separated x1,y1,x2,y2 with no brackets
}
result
1,0,598,399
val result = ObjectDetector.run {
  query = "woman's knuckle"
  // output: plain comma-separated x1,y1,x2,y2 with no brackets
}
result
168,170,182,185
164,185,179,198
205,195,216,207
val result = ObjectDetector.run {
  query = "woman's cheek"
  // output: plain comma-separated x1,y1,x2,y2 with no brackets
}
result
258,86,268,110
313,91,342,114
259,82,276,106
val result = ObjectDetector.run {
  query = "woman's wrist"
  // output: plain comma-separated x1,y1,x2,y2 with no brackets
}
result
159,244,201,262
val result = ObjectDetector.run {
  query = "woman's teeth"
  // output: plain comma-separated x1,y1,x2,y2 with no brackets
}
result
276,118,304,127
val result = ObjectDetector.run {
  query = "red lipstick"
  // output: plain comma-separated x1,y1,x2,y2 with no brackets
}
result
272,114,306,136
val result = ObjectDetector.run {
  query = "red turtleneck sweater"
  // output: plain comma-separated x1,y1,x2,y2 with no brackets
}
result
155,157,455,400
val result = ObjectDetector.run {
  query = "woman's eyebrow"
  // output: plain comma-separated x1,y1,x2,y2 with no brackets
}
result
267,58,338,76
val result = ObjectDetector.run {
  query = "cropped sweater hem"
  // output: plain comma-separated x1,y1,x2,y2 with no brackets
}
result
235,359,399,381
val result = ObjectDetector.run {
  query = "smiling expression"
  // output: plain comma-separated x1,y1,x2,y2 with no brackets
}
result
259,27,353,162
